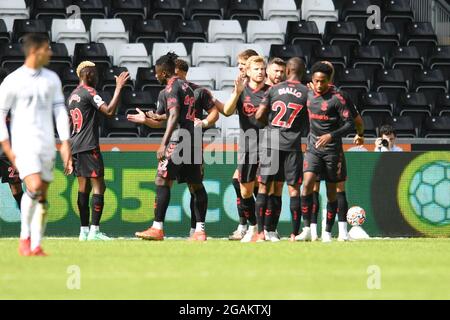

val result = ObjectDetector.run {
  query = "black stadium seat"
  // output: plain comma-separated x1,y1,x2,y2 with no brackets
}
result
61,67,80,95
269,45,306,65
47,42,72,76
102,115,140,137
131,19,167,54
227,0,262,31
423,116,450,138
73,43,112,75
433,93,450,117
100,66,134,94
311,45,347,75
30,0,67,29
389,46,423,80
335,68,369,106
390,116,420,138
12,19,48,43
169,20,207,54
396,92,431,117
361,115,378,137
286,21,322,59
0,67,8,84
110,0,146,29
0,20,10,44
365,22,400,56
135,67,161,90
382,0,415,32
0,43,25,73
120,90,157,115
340,0,373,29
360,92,393,116
150,0,185,31
428,45,450,80
374,69,408,101
186,0,223,30
403,22,438,60
72,0,107,30
350,46,385,84
412,69,448,104
323,21,361,59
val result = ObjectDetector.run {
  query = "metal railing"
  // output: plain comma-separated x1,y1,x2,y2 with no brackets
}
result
410,0,450,44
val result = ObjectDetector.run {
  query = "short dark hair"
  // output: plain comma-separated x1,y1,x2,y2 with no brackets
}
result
22,33,49,56
175,58,189,73
380,124,396,137
268,57,286,67
155,52,178,74
311,61,334,80
287,57,305,79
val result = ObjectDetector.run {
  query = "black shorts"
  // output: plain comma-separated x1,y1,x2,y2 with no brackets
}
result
258,149,303,186
0,158,21,184
303,149,347,183
73,148,105,178
237,152,259,184
157,143,203,184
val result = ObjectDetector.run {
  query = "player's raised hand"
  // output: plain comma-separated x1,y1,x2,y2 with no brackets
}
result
115,72,130,89
315,133,332,149
234,74,247,95
127,108,146,124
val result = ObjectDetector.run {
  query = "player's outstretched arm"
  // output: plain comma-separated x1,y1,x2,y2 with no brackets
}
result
223,75,246,116
99,72,130,117
195,106,219,128
157,106,180,161
127,108,166,129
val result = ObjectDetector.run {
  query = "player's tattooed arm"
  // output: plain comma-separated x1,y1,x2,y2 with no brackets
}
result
158,106,179,161
99,72,130,117
223,75,246,116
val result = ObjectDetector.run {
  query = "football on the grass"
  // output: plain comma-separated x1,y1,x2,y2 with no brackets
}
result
347,206,366,226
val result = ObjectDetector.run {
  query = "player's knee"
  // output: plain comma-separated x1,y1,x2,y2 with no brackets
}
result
258,183,267,194
188,183,204,193
288,185,300,197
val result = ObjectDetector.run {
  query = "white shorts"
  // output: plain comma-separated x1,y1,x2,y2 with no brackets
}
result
15,151,56,183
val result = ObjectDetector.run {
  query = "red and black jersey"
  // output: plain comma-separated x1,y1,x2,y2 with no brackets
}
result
260,80,309,151
236,84,271,133
194,87,215,119
67,84,105,154
306,87,353,153
329,85,360,120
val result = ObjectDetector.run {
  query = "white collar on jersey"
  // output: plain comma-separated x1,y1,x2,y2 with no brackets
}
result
22,65,42,77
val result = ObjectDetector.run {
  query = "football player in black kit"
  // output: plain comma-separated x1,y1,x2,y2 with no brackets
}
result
68,61,130,241
223,55,271,242
299,62,354,243
256,57,308,241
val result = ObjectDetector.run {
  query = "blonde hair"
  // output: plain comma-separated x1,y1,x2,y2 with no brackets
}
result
76,61,96,78
245,55,266,69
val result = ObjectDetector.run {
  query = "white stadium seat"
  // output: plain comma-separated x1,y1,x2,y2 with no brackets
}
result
191,43,230,69
246,20,284,56
186,67,215,90
301,0,338,34
215,67,239,91
0,0,29,32
51,19,90,56
208,20,245,43
263,0,300,32
219,114,240,137
231,43,266,66
90,19,129,56
113,43,151,80
152,42,190,65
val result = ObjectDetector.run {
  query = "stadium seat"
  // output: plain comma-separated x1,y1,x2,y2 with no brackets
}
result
404,22,438,60
170,20,207,54
51,19,90,56
48,42,72,73
73,43,112,75
61,67,79,94
374,69,408,101
433,93,450,116
263,0,300,32
310,45,347,76
113,43,151,80
269,44,306,65
215,67,239,91
135,67,161,91
12,19,48,43
0,43,24,72
99,66,134,94
412,69,448,106
396,92,431,117
149,0,184,31
0,67,8,84
0,0,29,32
130,19,167,54
211,90,231,105
350,46,385,84
186,0,223,30
226,0,262,31
110,0,146,30
301,0,338,34
422,116,450,138
0,20,10,44
90,19,129,57
323,21,361,59
186,67,215,90
219,114,240,137
389,46,424,80
359,92,393,116
365,23,401,56
428,46,450,80
390,116,420,138
246,20,284,56
285,21,322,59
102,115,140,137
335,68,369,105
382,0,414,32
191,43,230,69
72,0,107,30
120,90,157,115
231,43,265,66
360,115,378,138
152,42,189,65
30,0,67,29
208,20,245,44
340,0,373,29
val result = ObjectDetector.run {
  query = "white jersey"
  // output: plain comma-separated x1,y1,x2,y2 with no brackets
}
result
0,65,70,155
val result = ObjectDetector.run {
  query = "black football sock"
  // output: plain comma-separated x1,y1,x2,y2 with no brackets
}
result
232,178,247,225
272,195,282,230
265,195,275,232
312,191,320,224
241,196,256,226
301,194,313,227
154,186,171,223
190,194,196,229
337,192,348,222
77,192,90,227
13,191,23,210
290,196,301,236
255,193,268,233
91,194,104,226
325,201,338,233
194,187,208,223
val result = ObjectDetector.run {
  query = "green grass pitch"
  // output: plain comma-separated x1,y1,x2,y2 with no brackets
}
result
1,238,450,300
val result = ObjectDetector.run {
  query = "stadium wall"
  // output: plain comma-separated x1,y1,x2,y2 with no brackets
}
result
0,151,449,238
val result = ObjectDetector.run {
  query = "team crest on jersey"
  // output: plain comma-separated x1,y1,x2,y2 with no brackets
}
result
69,94,81,105
321,101,328,111
243,102,258,115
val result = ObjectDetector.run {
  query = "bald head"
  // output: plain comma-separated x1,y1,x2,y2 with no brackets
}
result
286,57,305,81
